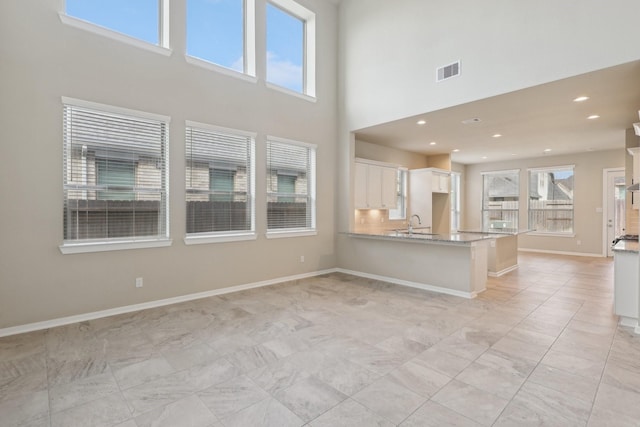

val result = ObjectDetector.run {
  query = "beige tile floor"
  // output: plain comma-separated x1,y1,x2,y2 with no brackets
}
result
2,252,640,426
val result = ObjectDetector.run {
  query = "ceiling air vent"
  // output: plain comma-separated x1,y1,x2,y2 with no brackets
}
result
437,61,461,82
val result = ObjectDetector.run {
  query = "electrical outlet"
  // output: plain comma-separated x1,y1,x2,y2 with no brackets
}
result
135,277,143,288
299,255,305,263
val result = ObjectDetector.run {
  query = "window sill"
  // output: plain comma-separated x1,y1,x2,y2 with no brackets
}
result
266,229,317,239
185,56,258,84
266,83,317,103
527,232,576,238
184,233,257,245
59,239,172,254
59,14,172,57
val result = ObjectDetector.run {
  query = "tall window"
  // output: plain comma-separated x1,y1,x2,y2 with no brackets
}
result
266,0,316,96
187,0,255,75
62,98,169,250
64,0,168,48
482,170,519,231
185,123,255,240
389,169,407,220
450,172,461,231
528,166,574,234
266,138,316,234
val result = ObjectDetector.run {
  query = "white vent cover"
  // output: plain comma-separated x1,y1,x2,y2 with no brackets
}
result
437,61,461,82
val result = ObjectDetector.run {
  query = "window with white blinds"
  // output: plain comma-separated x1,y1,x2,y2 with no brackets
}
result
62,98,170,250
266,137,316,235
185,122,255,241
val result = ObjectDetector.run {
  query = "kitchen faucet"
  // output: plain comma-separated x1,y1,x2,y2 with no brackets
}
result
408,214,422,233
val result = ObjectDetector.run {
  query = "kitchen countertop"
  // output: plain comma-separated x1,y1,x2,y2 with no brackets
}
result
346,230,497,245
613,240,639,253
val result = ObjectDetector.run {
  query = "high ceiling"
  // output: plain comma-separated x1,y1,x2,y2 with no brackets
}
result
355,61,640,165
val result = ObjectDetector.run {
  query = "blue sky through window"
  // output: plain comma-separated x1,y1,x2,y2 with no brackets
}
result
267,3,304,93
66,0,159,45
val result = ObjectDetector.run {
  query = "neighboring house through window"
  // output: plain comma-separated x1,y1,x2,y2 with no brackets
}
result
528,166,574,234
62,98,170,250
266,0,316,96
482,170,519,231
185,122,255,240
266,137,316,235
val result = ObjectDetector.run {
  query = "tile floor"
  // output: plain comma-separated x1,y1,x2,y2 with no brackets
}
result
2,252,640,426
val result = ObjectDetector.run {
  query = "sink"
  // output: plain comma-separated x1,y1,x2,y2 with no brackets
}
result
394,228,436,236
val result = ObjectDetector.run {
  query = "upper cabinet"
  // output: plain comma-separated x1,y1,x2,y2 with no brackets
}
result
409,168,451,233
628,147,640,210
431,170,450,193
354,159,398,209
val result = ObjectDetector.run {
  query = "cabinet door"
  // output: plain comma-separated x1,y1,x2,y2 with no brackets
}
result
354,162,368,208
634,152,640,210
381,167,398,209
431,172,449,193
366,165,383,208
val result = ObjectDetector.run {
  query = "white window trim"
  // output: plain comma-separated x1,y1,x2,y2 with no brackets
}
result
527,232,577,238
527,165,575,173
59,13,172,57
186,56,258,84
266,229,317,239
267,0,316,98
389,167,407,221
60,239,172,255
184,233,257,245
527,164,575,236
481,169,520,176
185,121,256,139
61,97,172,123
266,82,317,103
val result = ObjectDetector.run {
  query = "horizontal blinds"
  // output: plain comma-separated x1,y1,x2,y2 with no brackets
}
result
63,102,168,243
185,126,254,235
266,139,316,230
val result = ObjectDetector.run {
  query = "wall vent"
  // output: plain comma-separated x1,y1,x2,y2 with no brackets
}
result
437,61,461,82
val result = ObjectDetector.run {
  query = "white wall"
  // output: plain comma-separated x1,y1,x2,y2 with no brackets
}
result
0,0,338,328
464,149,624,255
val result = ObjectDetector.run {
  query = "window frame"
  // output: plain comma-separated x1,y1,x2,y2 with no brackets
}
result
266,0,316,99
450,171,461,232
60,0,171,56
388,168,407,220
481,169,520,232
527,165,575,236
184,121,256,245
185,0,257,80
266,136,317,238
60,97,171,254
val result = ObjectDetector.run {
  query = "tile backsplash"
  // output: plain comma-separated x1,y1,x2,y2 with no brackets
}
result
354,209,407,233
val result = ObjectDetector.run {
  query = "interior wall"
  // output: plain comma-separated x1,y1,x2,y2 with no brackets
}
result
0,0,338,328
355,139,428,169
464,149,624,255
625,128,640,234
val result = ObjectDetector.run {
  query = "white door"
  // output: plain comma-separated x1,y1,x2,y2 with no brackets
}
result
606,168,626,257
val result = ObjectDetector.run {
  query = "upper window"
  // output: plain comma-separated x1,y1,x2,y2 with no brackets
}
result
482,170,519,231
64,0,168,49
185,123,255,241
187,0,256,75
266,137,316,236
266,0,316,96
62,98,170,252
528,166,574,234
450,172,461,231
389,169,407,220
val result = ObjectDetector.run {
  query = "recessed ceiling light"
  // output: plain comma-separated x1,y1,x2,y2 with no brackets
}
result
511,153,517,156
573,96,589,102
492,134,502,138
452,149,460,152
544,148,552,152
417,120,426,125
481,156,488,159
587,115,600,120
429,142,437,146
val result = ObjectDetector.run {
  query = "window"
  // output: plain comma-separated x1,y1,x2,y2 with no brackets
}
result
185,122,255,241
266,137,316,235
63,0,169,51
62,98,170,252
528,166,574,234
266,0,316,96
450,172,461,231
482,170,519,231
186,0,256,75
389,169,407,220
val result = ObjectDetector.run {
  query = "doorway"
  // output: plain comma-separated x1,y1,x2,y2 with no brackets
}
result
604,168,626,257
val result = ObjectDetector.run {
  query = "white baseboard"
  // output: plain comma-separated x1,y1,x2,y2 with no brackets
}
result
335,268,477,299
488,264,519,277
518,248,604,258
619,316,639,328
0,268,338,338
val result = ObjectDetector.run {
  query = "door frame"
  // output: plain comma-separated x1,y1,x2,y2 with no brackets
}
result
602,167,625,256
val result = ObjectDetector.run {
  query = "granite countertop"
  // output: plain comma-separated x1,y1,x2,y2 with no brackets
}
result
346,230,496,244
613,240,639,253
457,229,532,236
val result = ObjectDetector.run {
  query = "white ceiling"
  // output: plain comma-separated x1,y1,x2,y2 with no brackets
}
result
355,61,640,165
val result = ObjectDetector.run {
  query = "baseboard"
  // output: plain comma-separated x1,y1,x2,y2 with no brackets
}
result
518,248,604,258
488,264,519,277
619,316,639,328
335,268,477,299
0,268,338,338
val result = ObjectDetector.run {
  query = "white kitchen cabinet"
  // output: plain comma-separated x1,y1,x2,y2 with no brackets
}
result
613,246,639,326
409,168,451,233
432,170,450,193
628,147,640,210
354,159,398,209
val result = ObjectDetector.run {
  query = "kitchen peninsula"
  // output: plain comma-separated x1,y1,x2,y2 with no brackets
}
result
339,230,494,298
